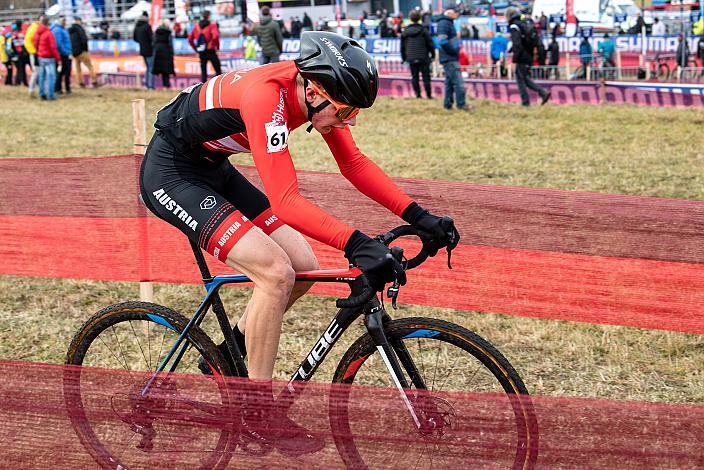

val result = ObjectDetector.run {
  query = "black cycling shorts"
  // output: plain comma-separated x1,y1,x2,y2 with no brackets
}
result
139,132,284,262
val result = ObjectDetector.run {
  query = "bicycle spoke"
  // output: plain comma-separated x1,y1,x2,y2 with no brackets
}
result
435,353,461,392
155,326,168,371
416,338,426,388
110,324,132,370
117,429,139,458
430,344,441,392
462,362,486,391
96,331,130,372
128,320,150,370
146,320,152,370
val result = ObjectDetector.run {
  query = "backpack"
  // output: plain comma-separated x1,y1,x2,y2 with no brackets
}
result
520,18,540,54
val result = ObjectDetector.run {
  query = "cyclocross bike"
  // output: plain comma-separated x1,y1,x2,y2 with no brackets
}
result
64,223,538,469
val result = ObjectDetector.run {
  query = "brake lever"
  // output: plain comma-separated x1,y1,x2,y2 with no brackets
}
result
387,279,400,309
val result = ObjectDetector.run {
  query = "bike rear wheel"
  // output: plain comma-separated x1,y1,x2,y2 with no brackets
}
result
64,301,235,469
330,317,538,469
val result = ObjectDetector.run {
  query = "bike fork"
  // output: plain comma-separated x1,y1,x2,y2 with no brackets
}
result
365,304,422,429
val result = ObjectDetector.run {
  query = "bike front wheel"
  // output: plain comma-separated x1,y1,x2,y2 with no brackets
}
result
64,301,235,469
330,317,538,469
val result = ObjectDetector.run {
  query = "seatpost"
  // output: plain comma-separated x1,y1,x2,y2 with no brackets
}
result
190,240,213,283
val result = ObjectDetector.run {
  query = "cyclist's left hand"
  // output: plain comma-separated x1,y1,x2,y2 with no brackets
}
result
402,202,460,257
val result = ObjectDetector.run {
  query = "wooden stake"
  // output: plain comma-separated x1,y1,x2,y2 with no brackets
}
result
132,99,153,303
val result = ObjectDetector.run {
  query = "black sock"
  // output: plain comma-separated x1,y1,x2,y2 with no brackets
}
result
218,325,247,360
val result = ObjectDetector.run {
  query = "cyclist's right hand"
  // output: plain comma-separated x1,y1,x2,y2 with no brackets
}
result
344,230,406,292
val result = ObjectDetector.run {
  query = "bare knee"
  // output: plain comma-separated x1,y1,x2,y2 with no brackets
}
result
258,260,296,299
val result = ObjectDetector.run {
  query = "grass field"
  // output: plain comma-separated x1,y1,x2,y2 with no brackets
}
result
1,85,702,403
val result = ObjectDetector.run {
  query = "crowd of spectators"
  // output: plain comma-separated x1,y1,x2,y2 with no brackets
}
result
2,14,99,100
3,4,704,104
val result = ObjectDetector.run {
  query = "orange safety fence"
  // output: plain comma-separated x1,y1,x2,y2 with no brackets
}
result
1,154,703,334
1,361,703,468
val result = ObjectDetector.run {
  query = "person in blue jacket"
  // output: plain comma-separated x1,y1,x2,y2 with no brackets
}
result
578,36,592,79
436,2,469,110
51,17,72,94
490,33,508,77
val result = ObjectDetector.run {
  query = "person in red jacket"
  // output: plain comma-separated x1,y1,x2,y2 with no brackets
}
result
187,10,221,82
33,17,60,100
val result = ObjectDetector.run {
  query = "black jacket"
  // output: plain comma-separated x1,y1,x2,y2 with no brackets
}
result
508,17,532,65
152,27,174,75
547,40,559,66
400,23,434,63
68,23,88,56
133,18,153,57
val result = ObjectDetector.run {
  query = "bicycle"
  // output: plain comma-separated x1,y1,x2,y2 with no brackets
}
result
64,223,538,468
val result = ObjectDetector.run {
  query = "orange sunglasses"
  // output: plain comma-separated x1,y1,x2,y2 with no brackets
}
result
309,81,360,121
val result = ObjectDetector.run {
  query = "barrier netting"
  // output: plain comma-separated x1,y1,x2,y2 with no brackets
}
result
1,154,703,333
2,361,702,468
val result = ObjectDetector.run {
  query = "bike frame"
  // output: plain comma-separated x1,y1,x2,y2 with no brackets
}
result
142,241,428,427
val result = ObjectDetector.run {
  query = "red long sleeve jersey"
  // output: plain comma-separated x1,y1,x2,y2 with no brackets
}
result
154,61,412,251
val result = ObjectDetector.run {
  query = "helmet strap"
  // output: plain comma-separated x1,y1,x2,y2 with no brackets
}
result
303,77,331,133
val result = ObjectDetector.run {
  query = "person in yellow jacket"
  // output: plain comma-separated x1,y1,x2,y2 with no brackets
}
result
0,33,9,84
694,17,703,36
244,35,257,60
24,14,43,96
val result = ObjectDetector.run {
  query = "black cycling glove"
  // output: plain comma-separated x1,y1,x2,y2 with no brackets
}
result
402,202,460,256
344,230,406,291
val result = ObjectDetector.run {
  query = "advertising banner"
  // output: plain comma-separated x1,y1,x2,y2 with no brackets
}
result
89,36,704,57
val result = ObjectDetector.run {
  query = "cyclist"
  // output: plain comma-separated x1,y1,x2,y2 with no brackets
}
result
139,31,459,455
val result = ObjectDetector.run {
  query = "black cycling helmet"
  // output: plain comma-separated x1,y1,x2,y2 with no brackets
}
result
295,31,378,108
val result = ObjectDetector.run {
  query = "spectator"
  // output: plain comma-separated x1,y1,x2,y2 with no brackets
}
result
506,7,550,106
24,14,43,97
290,17,302,38
490,33,508,78
69,17,97,88
110,30,121,40
1,31,11,85
188,10,221,83
302,12,313,32
539,12,548,33
598,33,616,68
274,15,289,39
652,18,666,36
472,24,479,40
33,16,60,101
51,17,72,95
252,6,283,65
536,35,547,77
578,36,592,78
401,9,434,99
676,33,690,71
152,19,175,89
133,12,154,90
437,3,469,110
628,13,645,35
547,35,560,78
358,16,367,38
97,20,109,40
11,20,29,86
460,23,471,39
697,33,704,75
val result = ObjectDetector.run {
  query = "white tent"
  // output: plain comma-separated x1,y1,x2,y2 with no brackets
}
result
120,0,152,20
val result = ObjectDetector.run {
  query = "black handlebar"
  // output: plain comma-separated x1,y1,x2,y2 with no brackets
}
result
335,224,441,309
